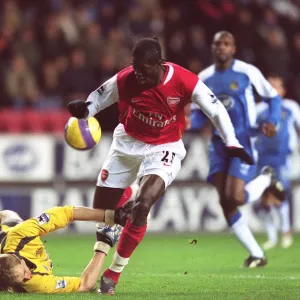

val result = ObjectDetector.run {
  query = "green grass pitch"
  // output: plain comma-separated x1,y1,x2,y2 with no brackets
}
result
1,234,299,300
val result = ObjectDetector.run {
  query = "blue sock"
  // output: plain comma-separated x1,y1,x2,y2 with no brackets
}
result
227,211,242,226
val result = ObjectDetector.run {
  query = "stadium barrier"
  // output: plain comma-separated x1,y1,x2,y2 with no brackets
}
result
1,133,300,233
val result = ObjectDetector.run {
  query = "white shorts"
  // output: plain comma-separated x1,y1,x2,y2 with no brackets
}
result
97,124,186,189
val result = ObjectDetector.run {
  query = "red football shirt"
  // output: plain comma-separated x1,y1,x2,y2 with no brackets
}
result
116,63,199,145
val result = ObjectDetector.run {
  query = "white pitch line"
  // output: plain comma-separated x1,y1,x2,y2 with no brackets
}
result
127,273,300,280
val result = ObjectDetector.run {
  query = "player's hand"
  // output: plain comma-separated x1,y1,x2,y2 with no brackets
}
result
67,100,90,119
114,199,136,226
226,146,254,165
261,122,277,138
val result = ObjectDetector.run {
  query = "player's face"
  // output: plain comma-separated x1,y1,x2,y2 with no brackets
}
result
212,34,236,63
268,77,285,98
12,257,33,284
133,60,160,86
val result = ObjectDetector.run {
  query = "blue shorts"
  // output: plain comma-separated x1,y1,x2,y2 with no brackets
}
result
257,156,290,190
207,136,257,184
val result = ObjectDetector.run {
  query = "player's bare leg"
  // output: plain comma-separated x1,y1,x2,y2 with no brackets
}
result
213,173,266,268
279,201,293,248
260,192,293,249
99,174,165,294
93,186,125,210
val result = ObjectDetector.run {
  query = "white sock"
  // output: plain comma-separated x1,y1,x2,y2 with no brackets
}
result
109,251,130,273
245,174,271,203
279,200,291,233
231,214,264,258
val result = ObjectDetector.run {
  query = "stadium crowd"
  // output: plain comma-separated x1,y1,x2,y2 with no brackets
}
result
0,0,300,132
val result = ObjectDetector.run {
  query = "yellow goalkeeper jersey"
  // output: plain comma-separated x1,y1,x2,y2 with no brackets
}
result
0,206,81,293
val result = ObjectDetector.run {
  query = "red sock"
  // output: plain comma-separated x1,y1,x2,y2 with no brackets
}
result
117,219,147,257
103,219,147,283
116,186,133,209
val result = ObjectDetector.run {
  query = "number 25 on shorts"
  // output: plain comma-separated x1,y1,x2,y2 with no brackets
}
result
161,151,175,166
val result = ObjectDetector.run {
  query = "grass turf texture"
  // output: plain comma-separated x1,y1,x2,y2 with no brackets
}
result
1,234,299,300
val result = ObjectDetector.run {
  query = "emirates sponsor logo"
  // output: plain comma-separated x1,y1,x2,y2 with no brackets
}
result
133,108,176,128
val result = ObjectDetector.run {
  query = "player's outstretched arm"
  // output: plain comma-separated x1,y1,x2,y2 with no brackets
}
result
248,65,281,137
68,75,119,119
73,204,133,227
78,251,106,292
192,80,254,165
14,203,132,239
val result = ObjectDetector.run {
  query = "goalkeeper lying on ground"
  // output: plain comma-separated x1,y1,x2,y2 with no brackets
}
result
0,202,132,293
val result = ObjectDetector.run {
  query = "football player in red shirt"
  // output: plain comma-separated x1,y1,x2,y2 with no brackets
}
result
68,37,253,294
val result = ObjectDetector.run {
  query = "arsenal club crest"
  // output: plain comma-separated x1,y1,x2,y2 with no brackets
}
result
167,96,180,108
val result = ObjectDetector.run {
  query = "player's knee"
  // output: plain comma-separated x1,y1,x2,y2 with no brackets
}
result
226,190,245,206
135,201,152,219
133,196,154,222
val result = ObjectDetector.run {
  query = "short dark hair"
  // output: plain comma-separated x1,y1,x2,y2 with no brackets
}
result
132,37,164,65
0,254,21,289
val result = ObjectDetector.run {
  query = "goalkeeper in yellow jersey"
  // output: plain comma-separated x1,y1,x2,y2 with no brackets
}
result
0,201,133,293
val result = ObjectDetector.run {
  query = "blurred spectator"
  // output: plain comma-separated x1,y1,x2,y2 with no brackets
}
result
1,0,300,125
95,52,118,83
4,54,38,108
37,60,63,110
271,0,300,22
165,7,184,41
187,25,211,68
259,28,290,79
292,32,300,76
98,2,117,36
122,3,150,40
257,6,287,47
103,27,128,65
0,25,15,63
149,6,165,36
41,15,69,60
57,4,79,45
196,0,236,40
54,54,69,75
14,26,41,71
61,47,94,103
187,57,202,75
231,7,257,64
2,0,21,34
83,22,104,68
167,30,188,67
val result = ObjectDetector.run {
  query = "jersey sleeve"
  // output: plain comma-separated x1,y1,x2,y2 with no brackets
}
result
247,64,278,99
179,67,200,104
191,80,240,146
256,102,268,124
291,102,300,130
86,75,119,118
9,206,74,238
247,64,281,125
23,275,81,294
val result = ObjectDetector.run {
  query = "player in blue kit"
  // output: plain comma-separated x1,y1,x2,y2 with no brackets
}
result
256,75,300,250
190,31,284,267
